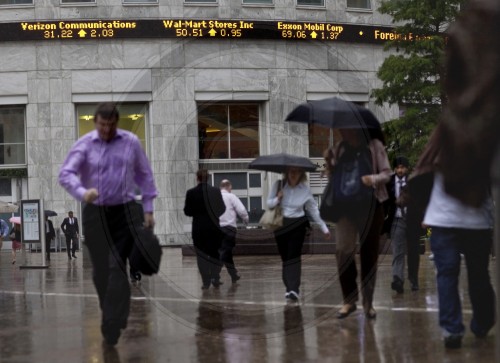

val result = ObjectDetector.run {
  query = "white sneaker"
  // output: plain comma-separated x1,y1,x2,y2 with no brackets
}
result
428,253,434,260
288,291,300,301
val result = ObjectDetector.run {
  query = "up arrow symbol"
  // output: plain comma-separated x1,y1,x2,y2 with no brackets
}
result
208,28,217,36
78,29,87,37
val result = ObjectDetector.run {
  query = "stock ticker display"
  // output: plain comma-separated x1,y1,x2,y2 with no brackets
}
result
0,19,402,44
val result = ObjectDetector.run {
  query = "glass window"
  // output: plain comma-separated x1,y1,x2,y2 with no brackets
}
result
61,0,95,4
213,172,247,190
308,124,333,158
123,0,157,3
243,0,273,4
210,172,264,224
346,0,371,9
0,0,32,5
198,103,259,160
77,103,147,149
184,0,216,3
249,173,261,188
297,0,324,6
0,106,26,166
0,179,11,196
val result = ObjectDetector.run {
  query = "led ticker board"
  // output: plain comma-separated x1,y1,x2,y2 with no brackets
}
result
0,19,402,44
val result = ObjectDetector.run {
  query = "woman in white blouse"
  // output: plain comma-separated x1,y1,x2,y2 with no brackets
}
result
267,167,331,301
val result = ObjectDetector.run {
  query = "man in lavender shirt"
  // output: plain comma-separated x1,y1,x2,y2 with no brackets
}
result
59,102,158,346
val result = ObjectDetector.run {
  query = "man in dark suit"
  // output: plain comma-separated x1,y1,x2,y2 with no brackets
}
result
61,211,79,259
45,216,56,262
383,156,416,293
184,169,226,289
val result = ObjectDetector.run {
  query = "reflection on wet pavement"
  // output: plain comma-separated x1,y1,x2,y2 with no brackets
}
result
0,248,496,362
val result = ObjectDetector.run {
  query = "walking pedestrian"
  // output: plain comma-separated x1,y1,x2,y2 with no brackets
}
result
184,169,226,289
384,156,410,293
45,216,55,262
59,102,158,346
9,223,21,264
268,167,331,301
219,179,249,283
324,128,391,319
0,218,9,252
60,211,79,259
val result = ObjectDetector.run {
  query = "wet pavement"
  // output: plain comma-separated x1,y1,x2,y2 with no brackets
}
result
0,247,496,363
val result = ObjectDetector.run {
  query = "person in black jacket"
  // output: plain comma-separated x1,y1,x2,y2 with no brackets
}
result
60,211,79,259
184,170,226,289
45,216,56,262
384,156,424,292
383,156,410,293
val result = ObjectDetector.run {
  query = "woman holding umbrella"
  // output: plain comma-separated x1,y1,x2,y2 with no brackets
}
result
325,128,391,319
267,166,331,301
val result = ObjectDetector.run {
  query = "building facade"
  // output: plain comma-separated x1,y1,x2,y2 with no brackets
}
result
0,0,397,245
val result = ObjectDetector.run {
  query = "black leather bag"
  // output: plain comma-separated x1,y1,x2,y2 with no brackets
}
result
319,173,340,223
129,227,162,275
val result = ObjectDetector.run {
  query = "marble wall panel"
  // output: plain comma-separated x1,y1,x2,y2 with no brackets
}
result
230,45,278,69
340,44,378,72
336,70,370,93
72,70,112,93
123,41,161,68
111,69,152,93
28,71,48,101
306,70,339,93
61,44,99,70
97,42,125,69
160,43,186,69
51,139,67,166
185,40,229,66
0,44,35,71
0,72,28,96
36,45,62,71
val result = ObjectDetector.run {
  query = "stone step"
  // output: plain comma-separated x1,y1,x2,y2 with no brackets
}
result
181,226,413,256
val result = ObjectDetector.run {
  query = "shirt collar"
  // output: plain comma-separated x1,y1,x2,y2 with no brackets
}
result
90,129,125,142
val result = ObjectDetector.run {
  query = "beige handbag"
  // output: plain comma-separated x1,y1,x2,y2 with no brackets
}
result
259,205,283,230
259,179,284,230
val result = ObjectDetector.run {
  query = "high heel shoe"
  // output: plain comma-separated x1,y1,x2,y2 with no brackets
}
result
336,304,356,319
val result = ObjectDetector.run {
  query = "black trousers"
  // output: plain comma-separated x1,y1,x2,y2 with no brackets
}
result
65,233,78,257
193,233,223,287
83,201,143,332
274,217,309,294
405,203,423,286
219,226,238,278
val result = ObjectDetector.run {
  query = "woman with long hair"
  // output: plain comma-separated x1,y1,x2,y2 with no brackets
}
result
267,167,331,301
325,128,391,319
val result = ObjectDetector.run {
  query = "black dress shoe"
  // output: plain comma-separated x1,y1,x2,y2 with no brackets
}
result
72,254,77,258
231,274,241,283
444,334,462,349
211,279,223,288
102,324,121,346
391,276,404,294
336,304,356,319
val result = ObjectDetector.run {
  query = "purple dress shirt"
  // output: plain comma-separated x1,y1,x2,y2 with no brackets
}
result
59,129,158,212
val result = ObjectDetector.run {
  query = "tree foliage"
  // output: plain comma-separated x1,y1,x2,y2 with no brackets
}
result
373,0,464,166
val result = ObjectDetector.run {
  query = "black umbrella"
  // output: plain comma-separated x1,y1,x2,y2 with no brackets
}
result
248,153,317,173
285,97,381,129
44,210,57,217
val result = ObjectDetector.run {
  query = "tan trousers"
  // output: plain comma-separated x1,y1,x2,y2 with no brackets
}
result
335,203,384,307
